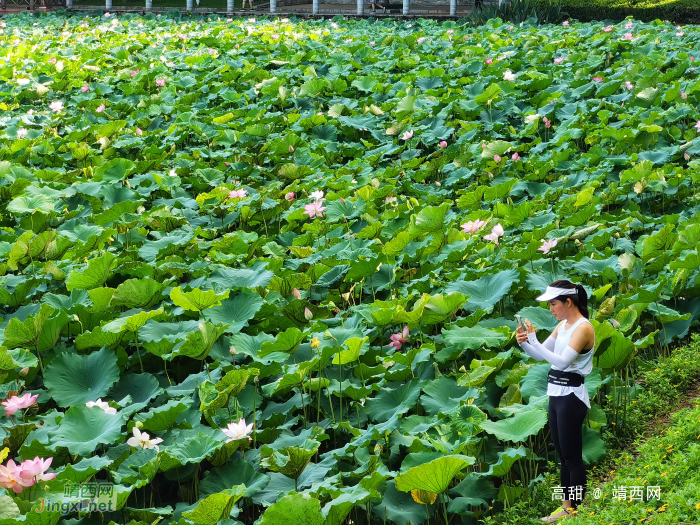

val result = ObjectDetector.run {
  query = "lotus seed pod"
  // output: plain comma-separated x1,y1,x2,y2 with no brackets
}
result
374,443,383,455
135,421,144,429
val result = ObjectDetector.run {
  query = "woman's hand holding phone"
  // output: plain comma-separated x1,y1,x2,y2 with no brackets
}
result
516,318,536,344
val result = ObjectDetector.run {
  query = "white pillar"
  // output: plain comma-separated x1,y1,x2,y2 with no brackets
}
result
357,0,363,14
227,0,233,13
66,0,73,8
402,0,409,15
146,0,152,10
312,0,319,14
105,0,112,9
450,0,456,15
186,0,193,11
270,0,276,12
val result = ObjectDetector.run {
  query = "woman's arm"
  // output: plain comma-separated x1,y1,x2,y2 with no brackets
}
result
519,335,556,361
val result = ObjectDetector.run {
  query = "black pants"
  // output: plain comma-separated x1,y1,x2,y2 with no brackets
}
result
548,392,588,508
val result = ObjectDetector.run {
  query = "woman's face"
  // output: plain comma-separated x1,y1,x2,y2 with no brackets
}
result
548,298,570,318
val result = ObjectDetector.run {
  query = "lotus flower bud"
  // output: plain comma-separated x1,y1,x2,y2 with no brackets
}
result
304,307,313,320
229,346,236,357
374,443,384,455
19,367,29,377
614,232,620,238
135,421,144,429
254,375,259,383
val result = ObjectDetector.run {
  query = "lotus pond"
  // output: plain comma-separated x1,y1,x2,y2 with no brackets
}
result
0,10,699,525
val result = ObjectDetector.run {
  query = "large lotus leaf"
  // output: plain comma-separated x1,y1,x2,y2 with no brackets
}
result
182,486,246,525
0,496,20,519
112,447,160,487
582,425,606,465
259,327,305,357
53,454,112,484
457,365,496,388
66,252,117,290
449,472,498,511
323,483,375,525
516,307,559,333
199,458,270,499
48,404,126,457
479,409,548,443
259,493,324,525
102,308,165,333
171,287,229,312
420,377,478,416
209,261,275,291
445,269,519,313
420,293,468,325
44,347,120,407
646,303,691,324
203,291,264,333
332,336,368,365
138,230,194,262
4,303,69,352
7,194,55,215
443,325,509,351
367,379,423,422
216,367,260,397
448,404,488,436
111,278,166,309
372,480,431,525
134,398,190,432
171,322,226,360
260,441,320,480
596,331,636,371
478,445,528,477
395,455,475,494
159,432,222,472
75,325,126,350
408,203,451,240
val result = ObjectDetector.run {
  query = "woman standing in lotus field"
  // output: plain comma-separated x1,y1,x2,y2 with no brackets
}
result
515,280,595,522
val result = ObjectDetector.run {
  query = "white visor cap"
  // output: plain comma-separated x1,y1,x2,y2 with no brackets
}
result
535,286,579,302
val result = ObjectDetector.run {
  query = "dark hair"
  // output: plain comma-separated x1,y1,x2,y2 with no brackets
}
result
549,280,589,319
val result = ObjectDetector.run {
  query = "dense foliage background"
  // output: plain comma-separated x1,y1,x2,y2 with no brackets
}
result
1,11,700,525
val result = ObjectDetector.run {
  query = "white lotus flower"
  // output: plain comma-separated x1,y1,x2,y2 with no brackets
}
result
127,427,163,451
86,398,117,415
221,418,253,443
503,70,516,82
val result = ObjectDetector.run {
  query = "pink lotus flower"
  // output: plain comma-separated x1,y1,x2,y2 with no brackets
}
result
310,190,324,200
695,121,700,132
625,21,633,29
17,128,28,139
19,457,56,482
417,37,426,44
388,326,410,350
592,76,604,82
96,103,106,113
228,189,247,200
304,201,327,218
685,153,690,161
221,419,253,443
562,20,569,26
439,141,447,148
603,25,613,33
2,393,39,415
623,33,634,40
136,127,143,136
130,69,140,78
293,288,302,300
691,56,695,61
625,81,633,90
485,58,493,65
285,192,295,201
543,117,551,128
512,152,520,161
681,92,687,99
401,129,414,141
461,219,486,235
494,154,501,163
304,307,313,320
554,57,564,65
273,34,280,40
538,238,558,254
48,57,57,64
81,84,90,93
49,101,64,113
676,31,684,37
483,223,504,245
370,41,375,46
156,78,165,87
446,29,454,35
0,460,35,494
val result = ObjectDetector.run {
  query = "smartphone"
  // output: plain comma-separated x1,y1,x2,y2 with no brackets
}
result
515,314,523,330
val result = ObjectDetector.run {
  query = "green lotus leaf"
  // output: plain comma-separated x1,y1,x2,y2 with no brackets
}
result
420,293,468,325
112,448,160,487
75,325,126,350
449,472,498,511
182,486,246,525
259,327,305,357
448,404,488,436
111,278,166,309
216,367,259,397
445,269,518,314
259,492,324,525
372,480,431,525
260,439,321,481
134,398,190,432
171,321,226,360
53,455,113,484
48,404,126,457
199,458,270,499
170,286,230,312
596,331,636,371
66,252,118,290
159,432,222,472
443,325,509,351
0,496,20,519
102,308,165,334
479,409,548,443
202,290,264,333
7,194,55,215
478,445,527,477
367,379,423,422
395,455,475,494
4,303,69,352
44,347,120,407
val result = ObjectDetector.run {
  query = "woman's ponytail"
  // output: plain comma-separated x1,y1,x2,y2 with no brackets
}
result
550,280,589,319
